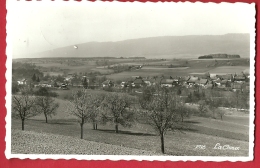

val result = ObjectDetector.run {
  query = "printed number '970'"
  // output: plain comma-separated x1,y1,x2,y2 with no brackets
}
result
195,145,206,149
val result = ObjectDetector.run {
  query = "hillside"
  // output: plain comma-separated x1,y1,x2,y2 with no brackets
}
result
11,129,159,155
16,33,250,59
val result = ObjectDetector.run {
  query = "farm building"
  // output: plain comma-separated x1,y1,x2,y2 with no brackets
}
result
36,81,52,87
220,80,231,87
17,79,27,85
198,79,208,87
187,76,199,85
209,74,218,81
213,79,221,86
178,76,190,85
232,83,242,92
132,78,145,87
121,78,134,88
102,80,114,87
233,74,247,82
218,74,232,81
149,78,162,86
61,83,69,90
161,79,175,87
171,77,179,86
143,80,152,86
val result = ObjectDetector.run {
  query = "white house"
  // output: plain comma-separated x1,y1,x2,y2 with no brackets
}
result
17,79,27,85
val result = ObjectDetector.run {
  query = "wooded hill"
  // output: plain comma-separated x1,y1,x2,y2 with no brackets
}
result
16,33,250,59
198,54,241,59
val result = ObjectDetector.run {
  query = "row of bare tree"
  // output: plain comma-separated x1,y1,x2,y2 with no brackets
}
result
12,86,245,154
65,87,190,153
12,89,59,130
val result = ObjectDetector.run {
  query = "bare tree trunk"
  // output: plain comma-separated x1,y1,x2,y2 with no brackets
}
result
22,119,25,131
160,133,165,154
95,123,98,130
92,122,95,130
80,123,84,139
45,114,48,123
115,124,119,133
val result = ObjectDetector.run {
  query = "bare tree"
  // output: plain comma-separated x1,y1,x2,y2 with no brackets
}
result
12,90,38,130
217,108,225,120
67,89,92,139
176,99,190,122
35,96,59,123
198,100,208,117
88,94,105,130
139,88,181,154
206,90,222,119
102,93,134,133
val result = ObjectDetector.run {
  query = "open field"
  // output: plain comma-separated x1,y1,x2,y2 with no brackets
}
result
14,57,249,81
142,67,189,70
184,116,249,141
106,70,164,80
11,118,248,156
53,88,107,100
207,66,249,75
11,94,249,156
12,129,158,155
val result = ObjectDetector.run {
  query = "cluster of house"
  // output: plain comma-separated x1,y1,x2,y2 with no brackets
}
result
17,78,69,89
17,72,250,93
102,72,250,92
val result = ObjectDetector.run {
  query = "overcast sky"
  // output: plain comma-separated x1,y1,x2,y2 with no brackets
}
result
7,1,255,57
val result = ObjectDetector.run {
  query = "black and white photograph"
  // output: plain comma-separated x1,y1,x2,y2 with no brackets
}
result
6,1,255,161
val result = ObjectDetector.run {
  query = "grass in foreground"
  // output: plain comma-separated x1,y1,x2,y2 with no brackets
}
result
11,129,159,155
11,119,249,156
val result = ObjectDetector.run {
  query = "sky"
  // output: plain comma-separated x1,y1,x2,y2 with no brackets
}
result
7,1,255,57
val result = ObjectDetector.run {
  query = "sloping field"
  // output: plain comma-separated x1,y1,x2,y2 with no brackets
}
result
207,66,249,75
11,129,158,155
186,116,249,134
12,119,249,156
142,67,189,70
106,69,191,80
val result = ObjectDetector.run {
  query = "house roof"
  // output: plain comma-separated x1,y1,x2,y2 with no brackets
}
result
133,78,144,84
214,79,221,83
199,79,208,84
161,79,174,84
150,78,162,83
220,74,232,80
234,75,246,80
220,80,228,84
39,81,50,84
187,76,199,83
210,74,217,78
102,80,113,85
179,76,190,82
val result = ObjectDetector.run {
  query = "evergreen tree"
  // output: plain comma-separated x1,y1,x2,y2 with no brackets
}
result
36,76,40,82
32,74,36,82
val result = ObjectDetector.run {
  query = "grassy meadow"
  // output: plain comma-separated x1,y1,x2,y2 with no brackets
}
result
12,96,249,156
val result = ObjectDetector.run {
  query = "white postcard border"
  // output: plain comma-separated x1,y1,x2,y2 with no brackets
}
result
5,0,256,161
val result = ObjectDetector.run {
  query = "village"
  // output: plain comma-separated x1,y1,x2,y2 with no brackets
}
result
16,69,250,94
